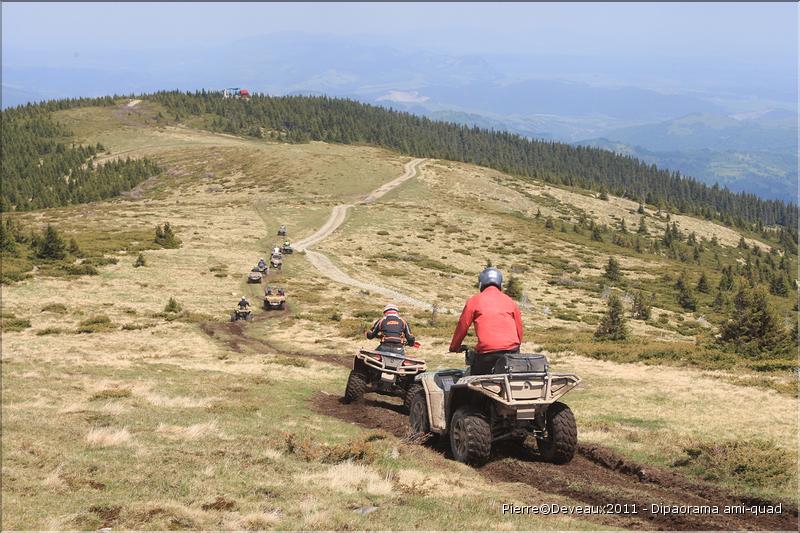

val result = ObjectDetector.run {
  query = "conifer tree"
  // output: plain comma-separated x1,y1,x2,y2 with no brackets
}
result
37,225,66,260
696,272,710,293
604,257,622,282
504,274,523,300
631,291,652,320
637,216,648,235
719,287,790,357
675,273,697,311
595,294,628,340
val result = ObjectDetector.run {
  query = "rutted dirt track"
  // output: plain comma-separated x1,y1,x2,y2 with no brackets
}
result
311,392,798,531
294,158,435,310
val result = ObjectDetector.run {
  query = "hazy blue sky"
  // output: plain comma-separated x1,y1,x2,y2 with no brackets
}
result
3,2,797,60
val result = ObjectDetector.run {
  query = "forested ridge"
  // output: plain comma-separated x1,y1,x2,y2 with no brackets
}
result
1,100,160,211
147,90,798,230
2,91,797,233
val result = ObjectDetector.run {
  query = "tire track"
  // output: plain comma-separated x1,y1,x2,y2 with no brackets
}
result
294,158,436,310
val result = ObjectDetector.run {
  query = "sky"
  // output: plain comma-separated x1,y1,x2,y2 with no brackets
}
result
3,2,797,60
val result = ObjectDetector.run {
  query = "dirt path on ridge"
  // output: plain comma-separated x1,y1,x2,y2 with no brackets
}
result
294,158,435,310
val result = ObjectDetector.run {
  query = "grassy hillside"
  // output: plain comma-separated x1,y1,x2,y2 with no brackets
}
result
1,99,798,530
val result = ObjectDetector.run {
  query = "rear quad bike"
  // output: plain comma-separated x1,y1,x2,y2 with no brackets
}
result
343,343,425,413
263,290,286,310
230,307,253,322
247,268,263,283
408,349,580,466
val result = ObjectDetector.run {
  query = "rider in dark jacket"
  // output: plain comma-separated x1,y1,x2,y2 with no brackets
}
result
366,304,416,354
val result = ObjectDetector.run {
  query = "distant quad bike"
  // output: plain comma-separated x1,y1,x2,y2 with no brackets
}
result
230,307,253,322
408,349,580,466
344,343,426,413
281,244,294,255
278,225,287,237
247,268,263,283
263,288,286,310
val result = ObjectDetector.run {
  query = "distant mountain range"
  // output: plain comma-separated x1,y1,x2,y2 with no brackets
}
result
3,32,796,202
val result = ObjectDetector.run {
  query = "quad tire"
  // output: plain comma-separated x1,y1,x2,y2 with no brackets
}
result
407,385,430,434
344,370,369,403
536,401,577,464
449,406,492,465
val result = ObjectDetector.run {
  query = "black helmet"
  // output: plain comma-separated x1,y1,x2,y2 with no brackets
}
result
478,268,503,291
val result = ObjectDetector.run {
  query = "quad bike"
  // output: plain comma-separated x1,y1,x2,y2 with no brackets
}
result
281,244,294,255
270,255,283,270
278,225,287,237
230,307,253,322
263,288,286,310
343,343,426,412
408,348,580,466
247,268,263,283
256,262,269,275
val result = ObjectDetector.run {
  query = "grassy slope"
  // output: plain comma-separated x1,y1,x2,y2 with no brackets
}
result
1,102,797,529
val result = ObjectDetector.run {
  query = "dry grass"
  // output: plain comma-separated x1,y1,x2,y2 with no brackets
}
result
156,420,221,440
85,427,132,447
302,460,394,496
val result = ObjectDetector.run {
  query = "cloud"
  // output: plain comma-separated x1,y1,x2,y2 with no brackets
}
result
377,90,429,103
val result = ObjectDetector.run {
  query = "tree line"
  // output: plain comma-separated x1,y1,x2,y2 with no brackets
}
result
146,90,798,230
1,103,160,211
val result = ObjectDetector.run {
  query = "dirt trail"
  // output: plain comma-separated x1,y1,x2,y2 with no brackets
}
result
294,158,436,310
312,392,798,531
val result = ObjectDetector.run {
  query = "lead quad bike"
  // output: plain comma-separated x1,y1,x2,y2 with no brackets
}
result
278,225,287,237
263,288,286,310
230,307,253,322
344,343,426,413
408,350,580,465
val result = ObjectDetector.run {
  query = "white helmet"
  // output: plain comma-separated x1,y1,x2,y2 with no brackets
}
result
383,303,399,314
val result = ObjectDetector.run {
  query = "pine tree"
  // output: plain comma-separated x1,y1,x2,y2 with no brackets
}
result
631,291,652,320
591,226,603,242
134,253,146,268
155,222,181,249
164,297,183,313
68,237,82,257
544,216,555,229
719,287,790,357
737,236,749,250
604,257,622,282
675,273,697,311
534,208,541,219
37,225,67,260
769,275,789,297
696,272,710,293
504,274,523,300
718,266,735,292
595,294,628,340
712,289,727,311
637,216,648,235
618,218,628,233
637,203,645,214
0,222,17,255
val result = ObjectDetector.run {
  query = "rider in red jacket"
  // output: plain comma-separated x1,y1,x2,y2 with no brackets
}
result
449,268,523,374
